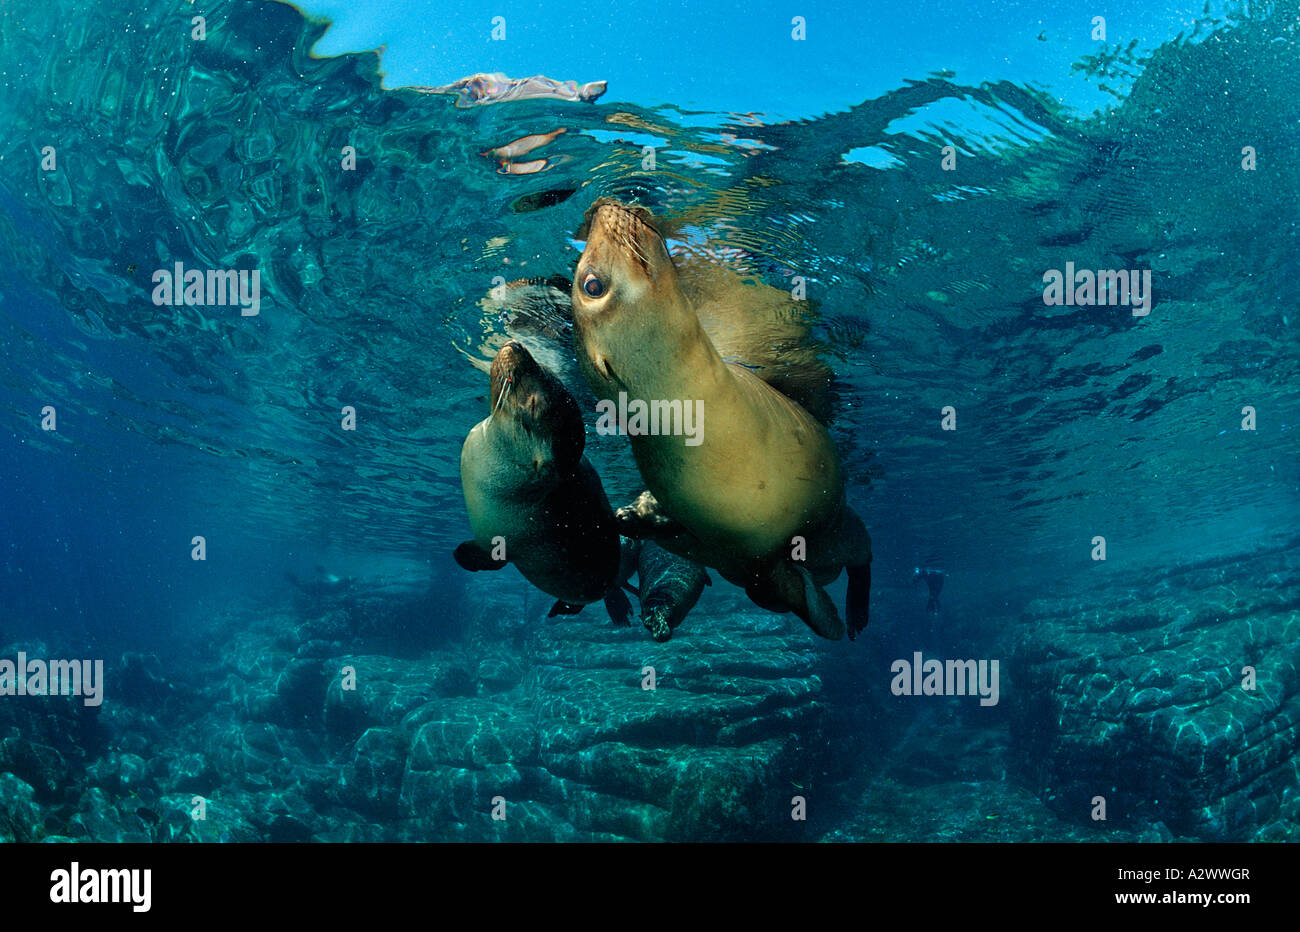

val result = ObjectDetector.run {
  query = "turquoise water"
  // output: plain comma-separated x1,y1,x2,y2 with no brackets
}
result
0,0,1296,842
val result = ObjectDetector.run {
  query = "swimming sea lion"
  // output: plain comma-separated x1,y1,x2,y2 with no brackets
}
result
637,541,711,642
569,198,872,640
456,340,629,622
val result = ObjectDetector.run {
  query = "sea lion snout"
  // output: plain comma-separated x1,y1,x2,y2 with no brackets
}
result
487,340,586,472
489,339,539,395
577,199,664,268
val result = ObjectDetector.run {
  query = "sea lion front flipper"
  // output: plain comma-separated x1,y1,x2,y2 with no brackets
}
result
603,587,633,626
454,541,505,572
547,600,585,617
846,563,871,641
613,490,685,540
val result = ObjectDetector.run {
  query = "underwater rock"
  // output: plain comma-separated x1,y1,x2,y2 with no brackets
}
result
111,653,175,710
1009,538,1300,840
272,658,329,725
0,773,44,842
0,737,70,802
82,750,150,797
333,726,408,818
167,751,221,795
322,654,475,743
294,609,353,645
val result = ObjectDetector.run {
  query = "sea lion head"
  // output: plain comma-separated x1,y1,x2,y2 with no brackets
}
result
488,340,584,479
571,198,693,388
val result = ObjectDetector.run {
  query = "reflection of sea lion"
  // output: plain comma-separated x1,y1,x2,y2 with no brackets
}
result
637,542,710,642
570,198,871,640
496,158,551,176
456,341,627,621
482,128,567,162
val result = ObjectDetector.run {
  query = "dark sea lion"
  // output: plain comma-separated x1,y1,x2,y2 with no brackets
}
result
569,198,872,640
456,341,628,622
637,541,711,642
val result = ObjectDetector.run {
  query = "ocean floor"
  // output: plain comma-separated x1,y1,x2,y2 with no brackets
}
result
1,537,1295,842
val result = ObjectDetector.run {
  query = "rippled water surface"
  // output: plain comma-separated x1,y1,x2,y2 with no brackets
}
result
4,1,1294,614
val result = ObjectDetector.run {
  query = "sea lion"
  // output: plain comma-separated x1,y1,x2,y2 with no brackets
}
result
496,158,551,176
637,541,711,642
416,73,606,107
482,128,567,162
456,340,629,622
569,198,872,640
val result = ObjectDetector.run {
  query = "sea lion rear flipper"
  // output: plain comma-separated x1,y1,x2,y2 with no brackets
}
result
621,582,640,596
614,491,685,540
846,562,871,641
547,600,585,617
753,562,845,640
792,564,845,640
603,588,633,626
454,541,505,572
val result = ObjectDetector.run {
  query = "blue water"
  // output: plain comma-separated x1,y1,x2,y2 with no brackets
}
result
0,0,1296,842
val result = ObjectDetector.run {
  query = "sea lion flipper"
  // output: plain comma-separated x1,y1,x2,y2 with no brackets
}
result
454,541,505,572
547,600,586,617
755,562,845,640
603,587,633,626
793,565,846,641
846,563,871,641
614,490,685,539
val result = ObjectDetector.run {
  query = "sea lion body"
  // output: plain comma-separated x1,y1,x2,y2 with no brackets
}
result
637,542,710,642
570,198,871,639
457,341,621,609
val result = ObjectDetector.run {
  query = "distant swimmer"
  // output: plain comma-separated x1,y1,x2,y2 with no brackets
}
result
915,567,946,615
415,73,607,107
286,565,356,598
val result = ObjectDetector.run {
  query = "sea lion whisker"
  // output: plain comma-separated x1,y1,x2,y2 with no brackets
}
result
494,376,514,412
618,229,652,273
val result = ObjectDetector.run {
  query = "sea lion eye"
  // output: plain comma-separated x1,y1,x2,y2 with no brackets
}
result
582,273,604,298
